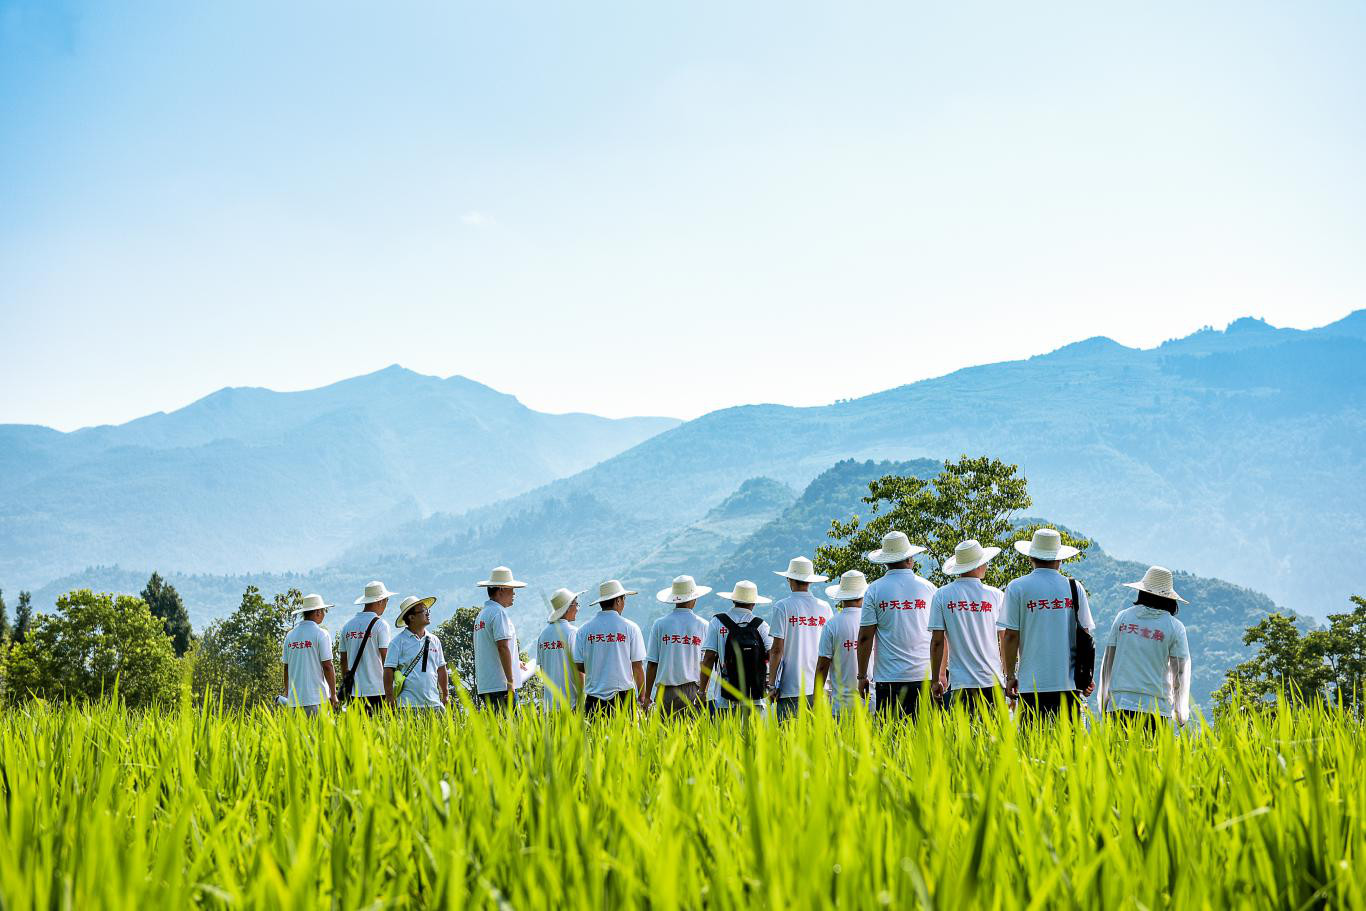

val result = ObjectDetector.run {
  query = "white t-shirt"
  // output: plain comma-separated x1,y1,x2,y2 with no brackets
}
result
770,591,834,698
701,607,774,704
928,577,1005,690
858,569,938,683
574,611,647,699
1001,569,1096,693
339,611,393,698
536,620,580,711
647,608,709,688
473,600,519,694
281,620,333,707
818,605,868,715
383,628,447,708
1103,606,1190,716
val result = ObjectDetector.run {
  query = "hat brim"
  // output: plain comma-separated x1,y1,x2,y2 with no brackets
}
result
773,570,830,583
825,584,868,602
548,590,587,622
657,586,712,603
865,546,927,564
1013,540,1081,561
477,579,527,589
942,546,1002,576
354,588,397,605
591,589,637,606
395,595,438,625
1123,581,1188,604
719,591,773,605
292,602,334,615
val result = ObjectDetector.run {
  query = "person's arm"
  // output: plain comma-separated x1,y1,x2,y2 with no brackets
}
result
496,638,515,693
282,666,290,700
1098,645,1117,712
340,649,349,677
813,656,832,694
437,665,449,708
322,660,337,708
766,636,786,697
642,661,659,710
632,660,645,695
384,667,395,706
856,625,877,698
376,647,388,666
929,630,947,699
1002,629,1020,698
1170,657,1191,727
699,650,717,698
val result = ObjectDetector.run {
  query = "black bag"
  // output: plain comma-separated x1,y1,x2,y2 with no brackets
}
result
1070,577,1096,692
339,615,382,702
717,614,767,701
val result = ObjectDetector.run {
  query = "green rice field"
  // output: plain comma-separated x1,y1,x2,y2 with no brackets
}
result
1,696,1361,909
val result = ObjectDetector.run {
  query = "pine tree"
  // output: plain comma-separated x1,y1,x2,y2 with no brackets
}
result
13,591,32,644
141,572,193,657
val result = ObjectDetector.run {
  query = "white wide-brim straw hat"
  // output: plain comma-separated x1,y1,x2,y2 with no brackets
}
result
548,588,586,622
657,574,712,603
718,580,772,605
774,556,829,583
1124,565,1188,603
292,593,334,616
825,570,869,602
591,579,638,606
942,539,1002,575
478,566,527,588
1014,528,1080,561
354,580,397,605
866,531,927,564
395,594,438,626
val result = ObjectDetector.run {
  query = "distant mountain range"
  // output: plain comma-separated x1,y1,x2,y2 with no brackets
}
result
0,367,678,587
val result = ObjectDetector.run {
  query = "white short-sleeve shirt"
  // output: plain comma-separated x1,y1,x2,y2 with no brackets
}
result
536,620,580,711
339,611,393,698
281,620,334,707
1103,606,1190,716
928,577,1005,690
646,608,709,688
818,605,867,715
1001,569,1095,693
858,569,938,683
574,611,647,699
383,628,447,708
770,591,834,698
473,600,519,694
701,607,774,704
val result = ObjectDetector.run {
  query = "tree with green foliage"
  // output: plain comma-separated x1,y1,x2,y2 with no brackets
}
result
1213,612,1335,712
3,589,181,708
0,589,9,643
141,572,194,657
815,455,1090,586
13,591,32,644
1319,596,1366,711
192,586,301,706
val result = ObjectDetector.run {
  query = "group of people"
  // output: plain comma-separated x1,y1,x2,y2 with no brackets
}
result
280,527,1193,728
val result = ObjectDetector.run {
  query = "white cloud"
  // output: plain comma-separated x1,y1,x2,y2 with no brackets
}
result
459,211,490,227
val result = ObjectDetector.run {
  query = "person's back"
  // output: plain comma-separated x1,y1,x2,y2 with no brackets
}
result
1104,605,1189,717
536,620,580,711
646,608,708,709
929,576,1004,693
1002,568,1092,695
819,603,867,715
340,610,391,701
769,591,833,705
860,567,937,715
575,610,646,701
703,607,773,707
473,599,518,694
282,619,332,708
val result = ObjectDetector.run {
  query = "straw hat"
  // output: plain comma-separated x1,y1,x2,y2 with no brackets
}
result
657,575,712,604
291,593,334,616
477,566,527,589
1124,566,1188,603
591,579,638,606
942,539,1001,575
717,580,772,605
395,594,438,626
825,570,869,603
774,556,829,583
548,588,585,622
354,580,397,605
866,531,926,564
1013,528,1080,562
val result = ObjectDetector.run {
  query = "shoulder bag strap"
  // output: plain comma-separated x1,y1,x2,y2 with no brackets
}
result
353,615,382,667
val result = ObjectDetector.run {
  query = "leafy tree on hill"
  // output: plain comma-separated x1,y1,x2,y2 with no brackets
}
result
13,592,32,644
815,455,1089,587
192,586,301,706
142,572,194,658
1320,596,1366,711
3,589,181,707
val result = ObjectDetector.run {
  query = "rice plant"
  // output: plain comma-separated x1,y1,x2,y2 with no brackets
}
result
0,694,1361,909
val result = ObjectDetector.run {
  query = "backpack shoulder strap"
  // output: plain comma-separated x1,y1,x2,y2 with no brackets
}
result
717,613,739,635
1069,577,1080,614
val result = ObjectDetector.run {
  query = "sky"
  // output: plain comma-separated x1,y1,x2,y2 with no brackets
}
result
3,0,1365,430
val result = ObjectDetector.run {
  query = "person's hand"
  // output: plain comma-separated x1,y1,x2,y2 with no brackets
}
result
638,694,652,712
329,694,339,710
1005,675,1019,699
857,677,870,699
1083,682,1096,698
931,680,946,700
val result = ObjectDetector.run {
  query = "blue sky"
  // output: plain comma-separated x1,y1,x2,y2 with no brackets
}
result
3,1,1365,430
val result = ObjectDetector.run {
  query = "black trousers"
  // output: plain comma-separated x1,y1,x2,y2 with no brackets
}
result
875,682,925,719
1110,709,1165,735
585,691,634,716
357,695,385,714
1018,690,1082,720
479,690,512,712
950,687,998,714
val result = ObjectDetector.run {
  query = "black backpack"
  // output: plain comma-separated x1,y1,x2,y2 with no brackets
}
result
1070,577,1096,692
717,614,767,701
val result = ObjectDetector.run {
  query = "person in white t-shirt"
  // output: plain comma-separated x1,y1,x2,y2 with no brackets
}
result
929,540,1006,714
1098,566,1193,732
1002,528,1096,720
383,595,447,710
472,566,527,712
699,581,774,713
573,580,647,715
644,575,712,715
767,557,833,719
857,531,938,718
536,588,585,713
280,593,337,715
816,571,871,717
339,580,395,713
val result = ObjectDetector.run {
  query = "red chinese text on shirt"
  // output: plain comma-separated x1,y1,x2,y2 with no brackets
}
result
1025,598,1074,611
878,599,928,611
